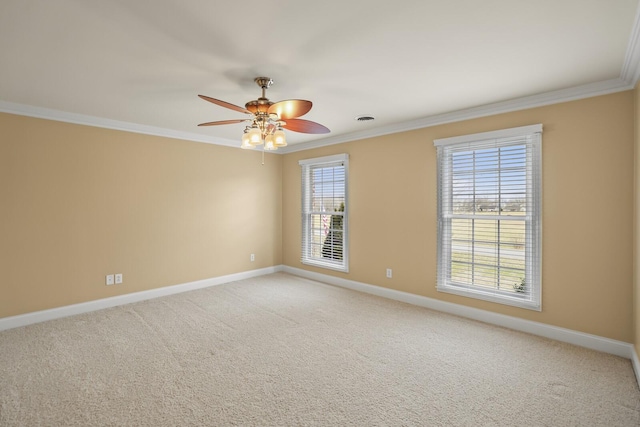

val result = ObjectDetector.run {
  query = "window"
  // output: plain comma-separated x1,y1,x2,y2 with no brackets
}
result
434,125,542,310
300,154,349,272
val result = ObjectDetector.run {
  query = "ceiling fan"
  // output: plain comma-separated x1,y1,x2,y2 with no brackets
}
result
198,77,330,150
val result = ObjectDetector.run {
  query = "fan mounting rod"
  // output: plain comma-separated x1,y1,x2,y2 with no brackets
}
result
255,77,273,98
246,77,276,115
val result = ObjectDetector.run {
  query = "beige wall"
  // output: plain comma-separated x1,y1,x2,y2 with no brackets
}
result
0,113,282,318
283,91,634,342
2,91,636,345
635,83,640,355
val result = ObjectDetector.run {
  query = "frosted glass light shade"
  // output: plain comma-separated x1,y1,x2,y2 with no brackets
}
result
248,127,263,145
274,129,287,147
241,132,254,149
241,132,254,148
264,134,277,151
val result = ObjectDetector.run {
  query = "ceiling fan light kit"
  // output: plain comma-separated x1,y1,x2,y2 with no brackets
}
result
198,77,330,151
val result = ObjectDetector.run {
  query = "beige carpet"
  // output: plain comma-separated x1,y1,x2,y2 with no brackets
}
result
1,273,639,426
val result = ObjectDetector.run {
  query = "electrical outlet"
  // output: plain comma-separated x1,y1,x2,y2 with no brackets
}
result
106,274,114,286
115,273,123,284
250,254,255,262
386,268,392,279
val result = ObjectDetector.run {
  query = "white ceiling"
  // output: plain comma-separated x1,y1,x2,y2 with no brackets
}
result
1,0,640,152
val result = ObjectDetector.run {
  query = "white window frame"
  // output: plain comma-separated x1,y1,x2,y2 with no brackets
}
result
434,125,542,310
299,154,349,272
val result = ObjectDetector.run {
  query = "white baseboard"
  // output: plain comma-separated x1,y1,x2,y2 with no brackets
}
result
283,266,636,360
632,346,640,388
0,265,283,332
4,264,638,387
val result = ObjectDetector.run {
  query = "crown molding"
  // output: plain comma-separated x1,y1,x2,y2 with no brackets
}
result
1,76,633,156
3,1,640,154
0,100,239,148
280,77,633,153
621,0,640,86
283,4,640,154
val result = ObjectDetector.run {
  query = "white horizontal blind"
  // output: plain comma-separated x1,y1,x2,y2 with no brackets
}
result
435,126,541,310
300,154,349,272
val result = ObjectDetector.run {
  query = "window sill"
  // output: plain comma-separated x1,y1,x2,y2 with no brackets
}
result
437,283,541,311
302,259,349,273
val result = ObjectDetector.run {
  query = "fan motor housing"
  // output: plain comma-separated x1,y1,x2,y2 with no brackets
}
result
245,99,273,114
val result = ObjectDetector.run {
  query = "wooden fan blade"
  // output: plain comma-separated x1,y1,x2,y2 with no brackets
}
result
198,94,252,114
268,99,312,119
281,118,330,134
198,119,250,127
